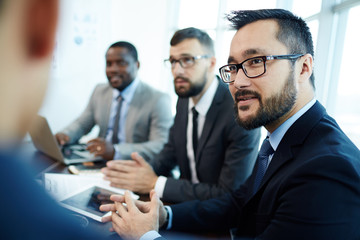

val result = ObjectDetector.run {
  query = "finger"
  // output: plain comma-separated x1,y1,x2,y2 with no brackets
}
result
131,152,147,166
124,190,138,213
115,201,128,218
111,212,124,235
101,215,112,223
110,194,125,202
86,144,97,153
102,169,133,182
107,160,138,170
109,182,132,190
99,203,117,212
149,190,160,214
87,138,100,144
135,200,150,213
102,169,133,180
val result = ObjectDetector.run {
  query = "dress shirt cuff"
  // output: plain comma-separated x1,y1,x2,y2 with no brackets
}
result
154,176,167,198
139,230,162,240
164,205,173,230
113,148,122,160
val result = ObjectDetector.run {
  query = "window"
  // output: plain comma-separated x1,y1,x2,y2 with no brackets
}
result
334,5,360,147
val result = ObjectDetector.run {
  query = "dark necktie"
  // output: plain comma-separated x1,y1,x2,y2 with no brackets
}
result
192,107,199,158
112,95,123,144
252,137,274,194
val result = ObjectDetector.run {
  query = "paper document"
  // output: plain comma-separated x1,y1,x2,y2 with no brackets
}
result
44,173,138,200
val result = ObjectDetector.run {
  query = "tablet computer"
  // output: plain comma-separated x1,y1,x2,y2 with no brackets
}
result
59,184,138,222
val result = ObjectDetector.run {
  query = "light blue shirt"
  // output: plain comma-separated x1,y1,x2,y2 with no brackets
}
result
267,98,316,165
105,78,140,159
140,231,162,240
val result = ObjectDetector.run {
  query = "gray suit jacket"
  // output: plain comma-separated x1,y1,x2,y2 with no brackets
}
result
62,82,173,161
151,78,260,203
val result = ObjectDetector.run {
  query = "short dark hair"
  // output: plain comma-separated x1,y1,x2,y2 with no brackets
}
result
227,9,315,88
170,27,215,56
108,41,138,62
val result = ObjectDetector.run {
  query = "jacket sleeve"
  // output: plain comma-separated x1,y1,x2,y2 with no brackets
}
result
113,92,173,161
169,183,249,232
61,86,99,144
162,124,260,203
151,123,178,177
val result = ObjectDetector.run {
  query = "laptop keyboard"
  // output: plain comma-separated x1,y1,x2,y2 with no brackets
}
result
62,147,84,159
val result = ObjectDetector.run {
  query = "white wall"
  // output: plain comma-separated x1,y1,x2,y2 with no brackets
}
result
40,0,174,136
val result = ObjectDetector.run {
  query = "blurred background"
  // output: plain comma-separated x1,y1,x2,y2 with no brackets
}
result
39,0,360,148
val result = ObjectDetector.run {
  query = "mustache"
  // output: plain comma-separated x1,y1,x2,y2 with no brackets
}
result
174,76,190,82
234,90,261,102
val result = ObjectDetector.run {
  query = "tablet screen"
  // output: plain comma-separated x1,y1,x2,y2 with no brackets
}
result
61,186,117,218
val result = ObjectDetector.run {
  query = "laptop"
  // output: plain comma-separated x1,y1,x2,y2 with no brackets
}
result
29,115,102,165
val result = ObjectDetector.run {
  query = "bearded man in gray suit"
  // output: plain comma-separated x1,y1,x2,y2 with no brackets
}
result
55,41,173,161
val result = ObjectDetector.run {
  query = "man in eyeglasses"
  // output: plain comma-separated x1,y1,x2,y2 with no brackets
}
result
101,9,360,240
102,27,260,203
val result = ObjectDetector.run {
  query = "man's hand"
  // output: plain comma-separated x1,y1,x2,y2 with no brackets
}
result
100,190,161,240
87,138,114,160
55,133,70,146
102,152,158,194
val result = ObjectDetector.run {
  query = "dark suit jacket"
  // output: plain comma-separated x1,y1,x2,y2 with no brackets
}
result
151,78,260,203
170,101,360,239
0,150,103,239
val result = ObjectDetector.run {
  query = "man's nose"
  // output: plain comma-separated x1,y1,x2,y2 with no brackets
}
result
172,61,185,75
233,69,251,89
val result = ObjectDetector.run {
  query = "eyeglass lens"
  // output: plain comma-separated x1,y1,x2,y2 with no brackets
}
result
221,57,266,82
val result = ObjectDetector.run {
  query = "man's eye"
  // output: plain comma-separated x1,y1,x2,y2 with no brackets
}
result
228,65,237,72
181,57,193,63
249,58,264,65
117,60,128,66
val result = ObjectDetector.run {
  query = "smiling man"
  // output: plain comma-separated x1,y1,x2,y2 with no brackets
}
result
55,41,172,161
101,9,360,240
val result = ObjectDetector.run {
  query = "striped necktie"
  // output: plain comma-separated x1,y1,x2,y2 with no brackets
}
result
252,137,274,194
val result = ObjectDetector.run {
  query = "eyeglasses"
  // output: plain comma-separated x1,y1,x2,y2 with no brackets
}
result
219,54,304,83
164,55,209,69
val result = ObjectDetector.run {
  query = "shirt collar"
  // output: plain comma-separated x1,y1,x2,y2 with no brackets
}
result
268,98,316,151
189,76,218,116
112,77,140,102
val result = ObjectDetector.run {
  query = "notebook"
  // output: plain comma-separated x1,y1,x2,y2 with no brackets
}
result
29,115,102,165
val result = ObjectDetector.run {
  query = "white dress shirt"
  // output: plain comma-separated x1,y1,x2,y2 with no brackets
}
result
155,77,219,197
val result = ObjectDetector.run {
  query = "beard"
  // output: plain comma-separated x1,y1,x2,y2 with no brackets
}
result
174,70,207,98
234,70,297,130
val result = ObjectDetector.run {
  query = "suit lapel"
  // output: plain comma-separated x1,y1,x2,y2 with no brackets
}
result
196,79,225,162
248,101,326,200
100,86,113,138
176,98,192,178
125,82,143,141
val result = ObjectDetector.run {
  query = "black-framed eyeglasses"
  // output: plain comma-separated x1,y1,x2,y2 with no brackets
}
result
219,54,304,83
164,55,209,69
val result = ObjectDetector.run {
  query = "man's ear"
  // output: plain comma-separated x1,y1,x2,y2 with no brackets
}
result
299,53,313,83
25,0,59,59
209,56,217,71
